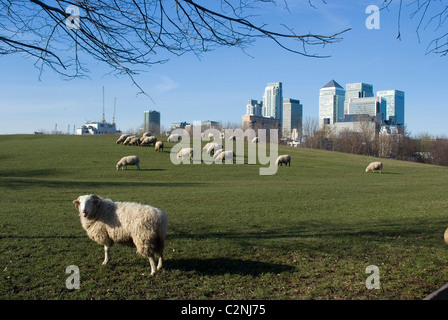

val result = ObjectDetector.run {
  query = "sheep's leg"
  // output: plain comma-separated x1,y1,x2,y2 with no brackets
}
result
157,254,163,271
102,245,110,265
136,164,140,170
148,256,156,276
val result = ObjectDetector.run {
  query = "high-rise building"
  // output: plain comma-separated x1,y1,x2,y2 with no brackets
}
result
246,99,263,117
263,82,283,124
345,96,383,119
344,83,374,115
319,80,345,129
282,99,303,139
377,90,405,126
143,110,160,135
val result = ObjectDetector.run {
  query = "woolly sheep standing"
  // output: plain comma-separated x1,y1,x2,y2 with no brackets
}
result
213,148,225,160
177,147,194,160
142,132,151,137
365,161,383,173
116,155,140,170
216,150,235,163
140,136,157,147
123,136,136,145
73,195,168,276
206,143,223,155
116,134,130,144
154,140,164,152
168,134,181,142
275,154,291,166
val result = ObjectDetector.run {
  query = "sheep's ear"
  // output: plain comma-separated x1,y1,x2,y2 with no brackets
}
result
73,198,80,209
92,195,102,207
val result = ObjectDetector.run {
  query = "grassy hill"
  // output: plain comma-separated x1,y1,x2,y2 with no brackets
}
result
1,134,448,300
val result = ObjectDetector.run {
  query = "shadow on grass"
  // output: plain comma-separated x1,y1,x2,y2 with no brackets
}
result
0,177,205,189
167,258,294,276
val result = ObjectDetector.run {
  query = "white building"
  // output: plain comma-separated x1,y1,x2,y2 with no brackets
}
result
76,122,121,135
262,82,283,123
319,80,345,129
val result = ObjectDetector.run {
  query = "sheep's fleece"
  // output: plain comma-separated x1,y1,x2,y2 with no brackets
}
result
73,194,168,276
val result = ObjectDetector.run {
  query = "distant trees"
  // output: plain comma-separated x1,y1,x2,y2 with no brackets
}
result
302,118,448,166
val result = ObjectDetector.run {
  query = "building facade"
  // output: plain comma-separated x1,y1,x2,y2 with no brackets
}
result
262,82,283,125
143,110,161,135
282,99,303,140
246,99,263,117
319,80,345,128
76,122,121,135
377,90,405,126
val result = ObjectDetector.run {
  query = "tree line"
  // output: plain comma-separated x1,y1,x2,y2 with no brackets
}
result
301,118,448,167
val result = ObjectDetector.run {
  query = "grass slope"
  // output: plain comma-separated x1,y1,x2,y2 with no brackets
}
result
0,134,448,300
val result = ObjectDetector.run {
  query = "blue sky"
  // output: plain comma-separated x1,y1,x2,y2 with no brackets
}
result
0,1,447,137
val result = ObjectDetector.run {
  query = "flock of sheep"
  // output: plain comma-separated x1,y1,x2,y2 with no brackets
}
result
73,132,384,277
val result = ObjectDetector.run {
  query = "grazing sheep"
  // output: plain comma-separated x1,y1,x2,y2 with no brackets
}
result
154,140,164,152
128,137,140,146
365,161,383,173
275,154,291,166
216,150,235,163
140,136,157,147
123,136,136,145
116,155,140,170
142,132,151,137
252,137,259,143
206,143,223,155
213,148,225,159
73,195,168,276
116,134,130,144
177,147,194,160
168,134,181,142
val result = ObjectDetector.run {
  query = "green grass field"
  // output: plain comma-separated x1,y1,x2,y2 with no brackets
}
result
1,134,448,300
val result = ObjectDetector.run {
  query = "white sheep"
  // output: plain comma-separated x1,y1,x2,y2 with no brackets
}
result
216,150,235,163
116,134,130,144
252,137,259,143
168,134,181,142
177,147,194,160
128,137,140,146
73,195,168,276
365,161,383,173
206,143,223,155
140,136,157,147
116,155,140,170
275,154,291,166
123,136,136,145
142,132,151,137
154,140,164,152
213,148,225,160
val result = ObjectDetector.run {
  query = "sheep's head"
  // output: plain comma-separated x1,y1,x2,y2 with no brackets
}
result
116,161,122,170
73,195,102,218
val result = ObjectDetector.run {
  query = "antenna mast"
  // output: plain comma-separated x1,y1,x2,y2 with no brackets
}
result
102,86,106,124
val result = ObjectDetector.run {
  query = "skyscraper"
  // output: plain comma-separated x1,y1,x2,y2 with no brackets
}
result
246,99,263,117
263,82,283,124
344,83,374,115
319,80,345,129
377,90,405,126
282,99,303,139
143,110,160,134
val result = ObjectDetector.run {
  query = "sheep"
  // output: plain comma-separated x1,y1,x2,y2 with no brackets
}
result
168,134,181,142
142,132,151,137
116,134,130,144
365,161,383,173
177,147,194,160
213,148,225,160
275,154,291,166
128,137,141,146
154,140,164,152
206,143,223,155
140,136,157,147
72,195,168,276
252,137,259,143
123,136,136,145
216,150,235,163
116,155,140,170
444,228,448,245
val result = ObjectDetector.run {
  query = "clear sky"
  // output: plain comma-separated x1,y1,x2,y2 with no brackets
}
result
1,1,447,137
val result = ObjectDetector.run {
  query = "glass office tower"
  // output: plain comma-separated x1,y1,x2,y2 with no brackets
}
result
319,80,345,129
377,90,405,126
